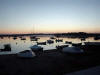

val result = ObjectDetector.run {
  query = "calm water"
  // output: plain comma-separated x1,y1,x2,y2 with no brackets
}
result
0,35,100,55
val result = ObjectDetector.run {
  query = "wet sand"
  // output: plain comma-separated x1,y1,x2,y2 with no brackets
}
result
0,48,100,75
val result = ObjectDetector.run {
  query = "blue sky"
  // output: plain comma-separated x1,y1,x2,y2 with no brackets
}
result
0,0,100,34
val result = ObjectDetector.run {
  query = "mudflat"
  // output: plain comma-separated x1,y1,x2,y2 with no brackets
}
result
0,49,100,75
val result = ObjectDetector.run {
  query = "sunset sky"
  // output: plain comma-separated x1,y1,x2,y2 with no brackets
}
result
0,0,100,34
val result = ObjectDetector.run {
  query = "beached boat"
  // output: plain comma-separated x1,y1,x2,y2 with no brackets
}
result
17,50,36,58
94,36,100,40
84,42,100,46
30,45,43,52
72,43,82,47
62,47,84,54
81,42,100,53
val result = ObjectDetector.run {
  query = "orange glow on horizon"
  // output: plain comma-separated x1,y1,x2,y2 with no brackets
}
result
0,29,100,34
0,24,100,34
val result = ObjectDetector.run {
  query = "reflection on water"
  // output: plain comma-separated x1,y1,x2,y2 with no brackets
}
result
0,35,100,55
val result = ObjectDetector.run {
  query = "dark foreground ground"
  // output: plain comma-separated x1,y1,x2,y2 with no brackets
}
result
0,48,100,75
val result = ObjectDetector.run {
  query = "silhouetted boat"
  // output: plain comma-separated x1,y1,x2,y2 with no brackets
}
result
0,44,11,51
19,36,22,38
65,41,72,44
30,45,43,53
31,37,40,41
37,42,46,45
50,37,56,39
81,38,86,41
56,45,68,50
84,42,100,46
21,37,26,40
30,36,36,39
47,40,54,44
80,42,100,54
13,37,17,40
94,36,100,40
30,36,40,41
31,38,38,41
62,47,84,54
72,43,82,47
55,39,63,42
0,36,4,39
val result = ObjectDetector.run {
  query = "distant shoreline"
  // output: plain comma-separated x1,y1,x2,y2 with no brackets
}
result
0,32,100,37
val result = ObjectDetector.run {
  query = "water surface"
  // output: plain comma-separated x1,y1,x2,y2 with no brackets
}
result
0,35,100,55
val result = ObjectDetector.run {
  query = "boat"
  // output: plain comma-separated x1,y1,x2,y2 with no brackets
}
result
0,36,4,39
30,36,40,41
65,41,72,44
37,42,46,45
19,36,22,38
50,37,56,39
31,38,38,41
30,36,36,39
21,37,26,40
81,38,86,41
81,42,100,53
56,45,68,50
0,44,11,51
47,40,54,44
94,36,100,40
72,43,82,47
17,50,36,58
84,42,100,46
62,47,84,54
13,37,17,40
30,45,43,52
55,39,63,42
31,37,40,41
